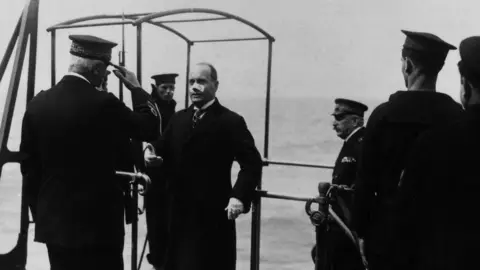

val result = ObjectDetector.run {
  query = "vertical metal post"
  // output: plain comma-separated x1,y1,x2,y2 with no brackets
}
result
313,183,331,270
26,0,38,103
250,40,273,270
0,1,41,268
0,0,32,150
264,40,272,164
0,16,21,83
130,24,143,270
184,42,192,109
119,14,126,101
118,55,124,99
136,25,142,85
50,30,56,87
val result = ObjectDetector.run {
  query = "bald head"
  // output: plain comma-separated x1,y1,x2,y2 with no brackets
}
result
196,62,218,82
188,62,219,107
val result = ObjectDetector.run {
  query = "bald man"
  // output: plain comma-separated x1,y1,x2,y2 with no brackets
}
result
144,63,263,270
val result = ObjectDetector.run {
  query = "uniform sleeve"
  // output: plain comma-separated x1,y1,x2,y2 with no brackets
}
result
19,111,41,221
351,106,385,237
103,87,161,142
150,112,176,156
230,116,263,213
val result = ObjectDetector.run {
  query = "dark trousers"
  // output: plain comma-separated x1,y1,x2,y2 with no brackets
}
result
311,227,364,270
46,244,123,270
145,181,170,268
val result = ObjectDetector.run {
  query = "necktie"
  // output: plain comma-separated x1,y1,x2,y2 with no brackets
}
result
192,108,204,129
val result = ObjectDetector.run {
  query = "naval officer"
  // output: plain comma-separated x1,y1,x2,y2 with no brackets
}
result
20,34,160,270
311,98,367,270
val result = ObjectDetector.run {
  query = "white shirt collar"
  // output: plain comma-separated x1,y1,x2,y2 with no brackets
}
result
345,126,362,142
195,98,215,111
66,72,91,84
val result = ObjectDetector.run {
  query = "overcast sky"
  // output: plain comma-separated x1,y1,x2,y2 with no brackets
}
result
1,0,480,105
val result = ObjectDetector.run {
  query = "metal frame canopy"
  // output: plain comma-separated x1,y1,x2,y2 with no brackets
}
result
0,3,339,270
47,9,276,270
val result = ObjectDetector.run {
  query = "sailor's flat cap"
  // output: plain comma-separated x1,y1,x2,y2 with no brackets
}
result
459,36,480,76
151,73,178,85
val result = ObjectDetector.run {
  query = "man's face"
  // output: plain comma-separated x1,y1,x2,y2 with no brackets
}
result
156,83,175,101
332,113,357,139
188,64,218,106
92,61,108,87
96,70,110,91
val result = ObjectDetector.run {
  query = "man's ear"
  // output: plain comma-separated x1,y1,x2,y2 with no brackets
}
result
404,57,414,75
461,76,472,101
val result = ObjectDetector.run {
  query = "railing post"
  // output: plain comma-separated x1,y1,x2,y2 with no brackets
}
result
128,23,144,270
50,30,56,87
0,1,39,269
305,182,331,270
0,16,21,84
184,42,192,109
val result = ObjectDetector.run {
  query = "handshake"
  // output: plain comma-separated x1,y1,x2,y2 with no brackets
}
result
144,143,163,167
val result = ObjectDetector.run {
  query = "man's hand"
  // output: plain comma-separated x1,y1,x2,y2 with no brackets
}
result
112,65,141,90
225,197,244,220
144,143,163,167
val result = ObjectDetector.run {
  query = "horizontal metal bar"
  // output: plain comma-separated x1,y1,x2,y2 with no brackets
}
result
153,17,231,24
133,8,275,41
150,22,191,44
263,159,334,169
256,190,312,202
48,21,133,31
47,13,149,31
192,37,268,43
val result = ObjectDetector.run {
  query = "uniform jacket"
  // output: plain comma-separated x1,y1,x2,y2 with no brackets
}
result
152,98,263,270
331,127,365,225
150,89,177,133
20,75,159,248
352,90,464,259
393,105,480,270
333,127,365,186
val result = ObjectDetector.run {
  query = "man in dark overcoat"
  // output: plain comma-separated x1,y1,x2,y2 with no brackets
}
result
145,73,178,269
145,62,263,270
19,35,160,270
351,30,464,270
311,98,367,270
391,36,480,270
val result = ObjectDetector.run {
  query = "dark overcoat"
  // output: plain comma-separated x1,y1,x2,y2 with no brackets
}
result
19,75,159,248
153,99,263,270
351,90,464,269
392,105,480,270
